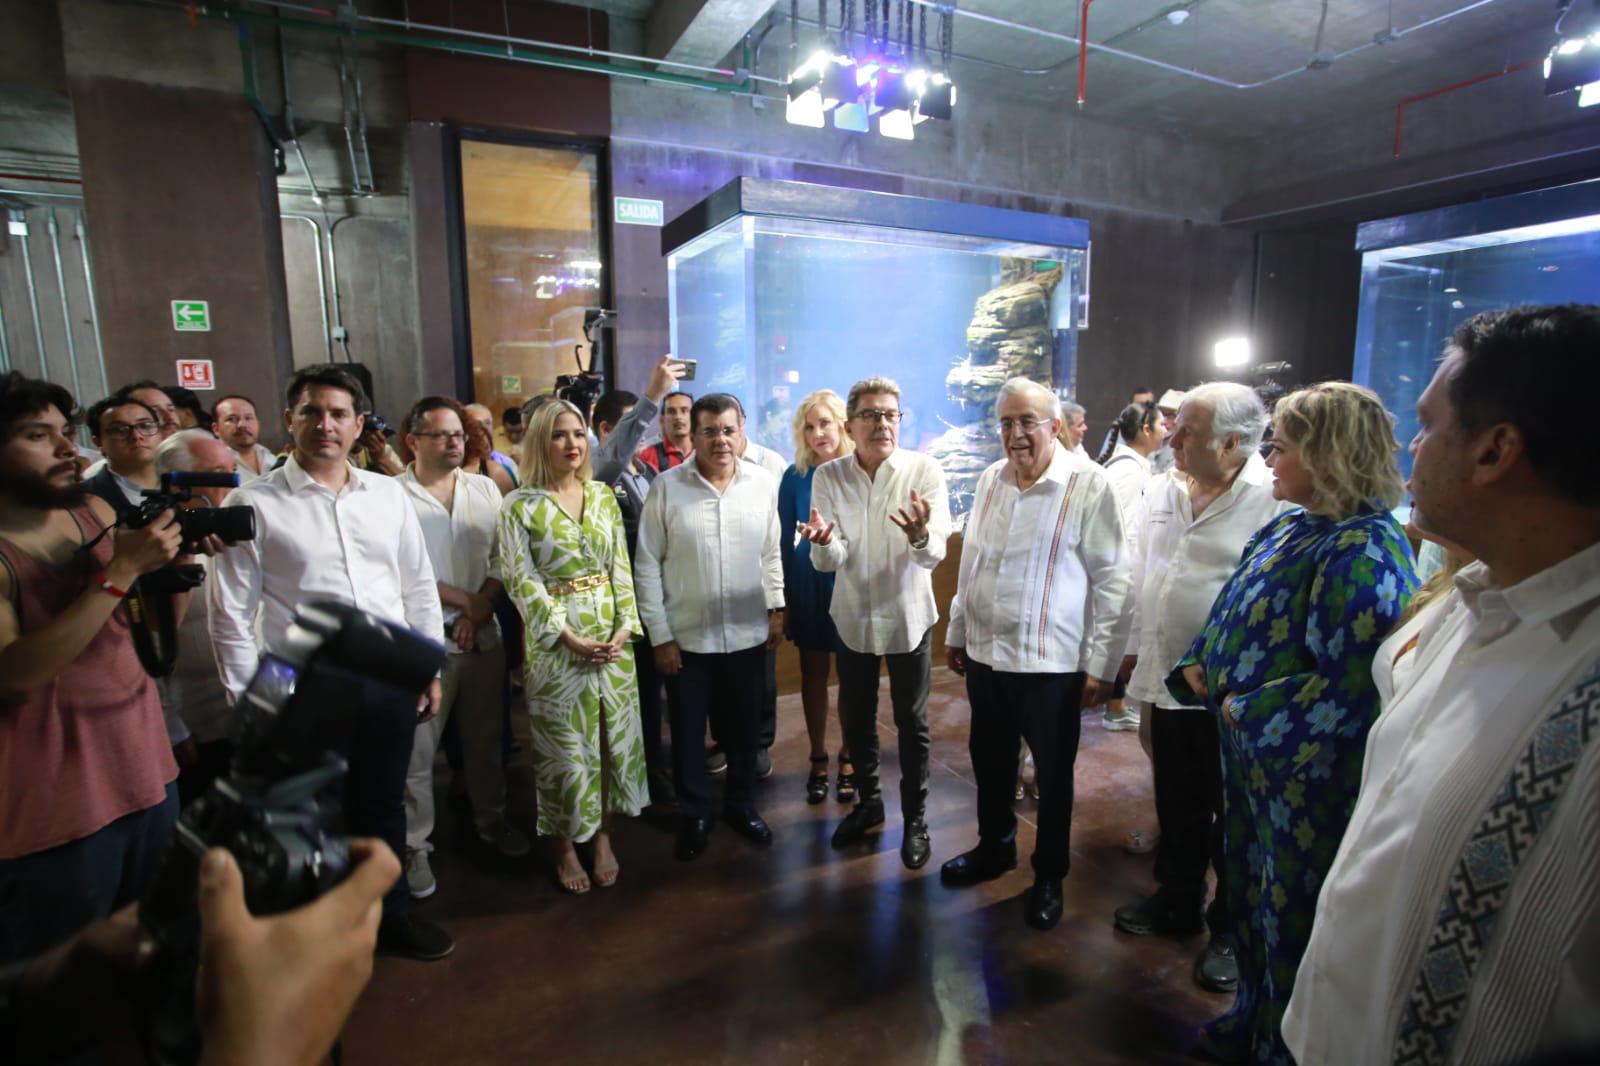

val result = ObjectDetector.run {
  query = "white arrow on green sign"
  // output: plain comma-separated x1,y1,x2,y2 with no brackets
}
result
172,300,211,332
614,197,664,227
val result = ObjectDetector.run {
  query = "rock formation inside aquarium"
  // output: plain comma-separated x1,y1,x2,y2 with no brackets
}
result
928,260,1064,521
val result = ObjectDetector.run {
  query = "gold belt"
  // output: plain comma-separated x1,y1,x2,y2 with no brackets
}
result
547,572,609,596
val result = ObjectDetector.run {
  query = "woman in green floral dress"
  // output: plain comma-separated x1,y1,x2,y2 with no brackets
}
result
498,399,648,894
1170,382,1417,1064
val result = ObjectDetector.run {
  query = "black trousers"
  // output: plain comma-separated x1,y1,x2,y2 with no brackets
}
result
966,660,1085,881
760,647,778,749
636,626,668,794
1151,704,1228,933
836,631,932,821
667,644,765,820
340,679,419,919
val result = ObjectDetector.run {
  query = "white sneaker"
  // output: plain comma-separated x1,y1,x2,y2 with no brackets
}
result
1102,706,1141,732
477,819,533,859
405,848,437,899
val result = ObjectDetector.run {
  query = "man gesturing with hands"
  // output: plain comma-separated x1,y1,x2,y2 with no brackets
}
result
801,377,951,871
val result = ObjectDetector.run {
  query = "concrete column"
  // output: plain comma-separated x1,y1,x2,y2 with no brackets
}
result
60,0,293,412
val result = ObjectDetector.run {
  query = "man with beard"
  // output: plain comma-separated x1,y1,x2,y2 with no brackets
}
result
213,394,277,482
0,373,184,964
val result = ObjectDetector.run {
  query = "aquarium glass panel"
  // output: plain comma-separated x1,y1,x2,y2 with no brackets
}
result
669,213,1086,521
1354,212,1600,481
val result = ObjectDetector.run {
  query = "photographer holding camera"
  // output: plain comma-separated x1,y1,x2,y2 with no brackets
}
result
207,366,451,961
0,373,184,965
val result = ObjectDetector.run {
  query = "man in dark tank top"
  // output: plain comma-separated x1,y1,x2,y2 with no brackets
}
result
0,372,185,965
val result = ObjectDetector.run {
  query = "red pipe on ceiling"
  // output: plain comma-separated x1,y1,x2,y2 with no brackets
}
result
1394,57,1542,157
1078,0,1096,107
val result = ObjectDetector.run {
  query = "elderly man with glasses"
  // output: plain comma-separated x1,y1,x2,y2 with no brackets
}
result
942,378,1133,930
800,376,952,870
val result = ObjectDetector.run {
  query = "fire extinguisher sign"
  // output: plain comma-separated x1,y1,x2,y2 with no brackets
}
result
177,359,215,390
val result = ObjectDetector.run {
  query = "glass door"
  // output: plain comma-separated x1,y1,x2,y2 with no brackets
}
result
457,137,604,421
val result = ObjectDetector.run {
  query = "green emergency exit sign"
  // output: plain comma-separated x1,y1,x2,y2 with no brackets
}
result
172,300,210,331
614,197,664,227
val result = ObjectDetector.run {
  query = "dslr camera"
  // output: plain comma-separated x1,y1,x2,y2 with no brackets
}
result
139,601,448,1065
129,471,256,566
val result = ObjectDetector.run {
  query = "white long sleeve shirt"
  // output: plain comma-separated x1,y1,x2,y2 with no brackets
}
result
809,448,952,656
1102,442,1153,545
1284,540,1600,1066
633,460,784,655
1124,452,1289,708
207,454,443,699
946,444,1132,678
397,466,504,653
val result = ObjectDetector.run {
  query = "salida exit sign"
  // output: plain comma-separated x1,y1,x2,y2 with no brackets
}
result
613,197,664,226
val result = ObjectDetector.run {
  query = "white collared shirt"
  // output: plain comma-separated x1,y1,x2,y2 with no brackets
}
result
946,444,1132,677
809,448,952,656
233,443,279,483
1102,442,1153,543
742,440,788,486
1284,540,1600,1066
207,453,443,698
158,557,232,744
633,459,784,655
397,466,504,652
1124,452,1290,707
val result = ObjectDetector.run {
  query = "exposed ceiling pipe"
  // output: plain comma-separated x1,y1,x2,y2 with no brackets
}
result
74,210,110,399
903,0,1506,92
1393,56,1543,157
45,209,84,400
10,211,49,375
259,0,785,85
1078,0,1095,106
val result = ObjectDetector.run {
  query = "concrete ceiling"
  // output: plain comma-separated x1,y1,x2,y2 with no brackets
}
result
557,0,1585,145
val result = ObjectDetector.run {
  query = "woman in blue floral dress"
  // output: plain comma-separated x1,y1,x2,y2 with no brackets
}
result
1169,382,1417,1064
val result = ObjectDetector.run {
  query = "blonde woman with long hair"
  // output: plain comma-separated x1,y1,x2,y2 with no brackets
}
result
497,399,647,895
778,390,856,804
1171,381,1418,1064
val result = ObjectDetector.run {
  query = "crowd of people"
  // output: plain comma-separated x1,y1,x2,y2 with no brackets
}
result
0,301,1596,1064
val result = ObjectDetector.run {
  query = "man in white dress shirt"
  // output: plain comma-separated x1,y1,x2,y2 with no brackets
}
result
635,393,784,862
209,366,452,962
397,397,531,903
1284,304,1600,1065
801,376,952,871
212,394,277,482
1061,400,1090,459
942,378,1133,930
1112,381,1285,992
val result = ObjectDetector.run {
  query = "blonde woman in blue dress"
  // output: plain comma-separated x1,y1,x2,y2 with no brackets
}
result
498,398,648,894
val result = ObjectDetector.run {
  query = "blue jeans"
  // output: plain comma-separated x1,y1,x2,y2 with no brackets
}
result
0,782,178,964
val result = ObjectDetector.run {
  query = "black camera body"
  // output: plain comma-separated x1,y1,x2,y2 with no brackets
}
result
139,601,448,1064
130,471,256,555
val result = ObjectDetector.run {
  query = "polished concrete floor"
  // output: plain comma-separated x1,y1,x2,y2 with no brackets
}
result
347,669,1227,1065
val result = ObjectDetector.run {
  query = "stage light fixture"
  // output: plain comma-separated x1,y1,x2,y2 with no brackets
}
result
1213,337,1252,369
918,73,956,121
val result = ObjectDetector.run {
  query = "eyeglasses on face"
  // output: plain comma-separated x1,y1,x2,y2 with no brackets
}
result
417,430,466,443
853,409,902,425
104,420,159,439
998,417,1046,434
695,425,740,440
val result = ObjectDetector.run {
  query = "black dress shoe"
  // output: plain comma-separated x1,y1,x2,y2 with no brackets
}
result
1194,934,1239,993
723,808,773,846
1024,877,1064,931
901,819,931,870
377,914,455,961
676,816,713,861
1113,888,1206,938
938,844,1017,887
830,800,886,847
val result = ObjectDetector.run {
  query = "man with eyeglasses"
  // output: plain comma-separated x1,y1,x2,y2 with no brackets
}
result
942,378,1133,931
81,389,163,520
124,380,181,441
396,398,530,901
800,376,952,871
635,393,784,861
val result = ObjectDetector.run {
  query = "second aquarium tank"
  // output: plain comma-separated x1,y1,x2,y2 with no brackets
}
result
664,178,1091,521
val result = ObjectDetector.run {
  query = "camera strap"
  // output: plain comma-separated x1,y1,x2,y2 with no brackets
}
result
125,583,181,678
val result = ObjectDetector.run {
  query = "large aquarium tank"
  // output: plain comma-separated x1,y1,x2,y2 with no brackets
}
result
664,178,1090,520
1354,179,1600,480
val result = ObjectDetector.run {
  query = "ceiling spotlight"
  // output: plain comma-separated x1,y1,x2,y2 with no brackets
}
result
1213,336,1252,369
1545,2,1600,99
1581,80,1600,106
1166,8,1191,26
